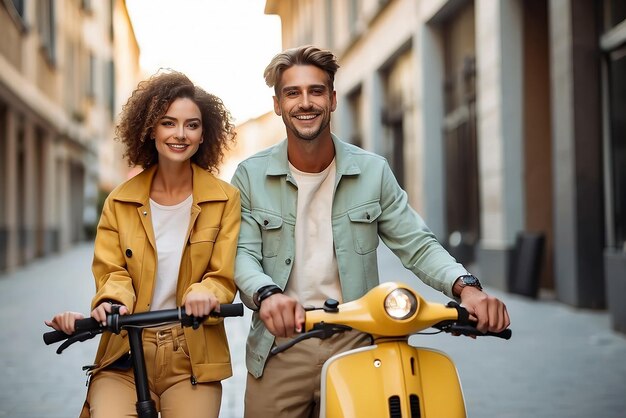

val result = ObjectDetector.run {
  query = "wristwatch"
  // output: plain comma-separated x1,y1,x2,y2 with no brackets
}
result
457,275,483,291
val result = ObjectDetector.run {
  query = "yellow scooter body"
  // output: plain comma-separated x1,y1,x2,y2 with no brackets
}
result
320,341,466,418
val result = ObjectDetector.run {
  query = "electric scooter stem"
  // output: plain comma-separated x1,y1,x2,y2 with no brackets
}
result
128,327,156,418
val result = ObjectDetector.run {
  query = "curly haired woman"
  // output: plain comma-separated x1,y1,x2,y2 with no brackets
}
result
46,70,240,418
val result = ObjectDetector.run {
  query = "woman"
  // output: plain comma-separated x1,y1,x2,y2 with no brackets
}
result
45,70,240,418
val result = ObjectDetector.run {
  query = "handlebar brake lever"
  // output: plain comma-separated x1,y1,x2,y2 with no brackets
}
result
433,322,512,340
56,329,104,354
270,323,352,356
180,315,202,330
311,322,352,338
270,332,312,356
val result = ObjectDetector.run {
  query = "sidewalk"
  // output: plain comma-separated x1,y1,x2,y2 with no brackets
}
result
1,242,625,417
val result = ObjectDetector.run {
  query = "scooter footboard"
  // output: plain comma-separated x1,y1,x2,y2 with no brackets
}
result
320,343,466,418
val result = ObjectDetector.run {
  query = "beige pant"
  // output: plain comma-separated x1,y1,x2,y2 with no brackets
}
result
87,325,221,418
244,330,371,418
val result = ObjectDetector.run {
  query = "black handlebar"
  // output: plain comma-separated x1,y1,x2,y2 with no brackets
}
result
43,304,244,347
435,302,512,340
436,323,512,340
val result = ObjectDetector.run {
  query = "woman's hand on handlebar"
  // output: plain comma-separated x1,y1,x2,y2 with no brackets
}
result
45,311,85,334
182,290,220,318
92,301,129,326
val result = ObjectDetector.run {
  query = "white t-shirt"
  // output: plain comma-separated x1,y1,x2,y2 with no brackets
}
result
149,194,193,311
285,159,343,306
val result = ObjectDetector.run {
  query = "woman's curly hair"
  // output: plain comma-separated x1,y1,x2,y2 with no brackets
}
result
115,70,236,172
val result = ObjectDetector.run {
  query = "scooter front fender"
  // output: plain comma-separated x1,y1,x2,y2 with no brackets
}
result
321,342,466,418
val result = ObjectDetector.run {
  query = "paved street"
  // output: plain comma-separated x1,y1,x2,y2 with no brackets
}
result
1,242,625,417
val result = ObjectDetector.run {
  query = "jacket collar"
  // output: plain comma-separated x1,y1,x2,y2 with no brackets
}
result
113,163,229,205
266,133,361,177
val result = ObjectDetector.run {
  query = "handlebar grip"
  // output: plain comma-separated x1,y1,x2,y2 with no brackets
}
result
43,330,71,345
74,317,101,332
443,324,513,340
213,303,244,317
43,317,102,345
485,328,512,340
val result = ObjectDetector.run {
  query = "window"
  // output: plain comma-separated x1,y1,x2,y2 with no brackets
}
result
10,0,25,17
105,59,116,119
6,0,27,30
37,0,56,65
325,0,334,48
347,86,363,148
602,0,626,30
81,0,92,13
86,53,96,99
349,0,359,36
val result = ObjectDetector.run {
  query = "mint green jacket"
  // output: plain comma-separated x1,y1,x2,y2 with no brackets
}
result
231,135,468,377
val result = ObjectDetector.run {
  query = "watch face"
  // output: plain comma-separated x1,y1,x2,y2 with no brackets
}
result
460,275,482,290
463,276,478,285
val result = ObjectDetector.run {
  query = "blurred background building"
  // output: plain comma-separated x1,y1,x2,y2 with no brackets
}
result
0,0,140,272
229,0,625,333
1,0,624,335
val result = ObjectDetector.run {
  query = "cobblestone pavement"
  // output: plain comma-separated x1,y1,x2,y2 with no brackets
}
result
1,242,625,417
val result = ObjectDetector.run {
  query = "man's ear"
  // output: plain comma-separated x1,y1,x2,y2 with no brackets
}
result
330,91,337,112
273,96,281,116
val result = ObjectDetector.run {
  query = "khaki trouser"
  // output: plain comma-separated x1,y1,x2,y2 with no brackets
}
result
87,325,221,418
244,330,371,418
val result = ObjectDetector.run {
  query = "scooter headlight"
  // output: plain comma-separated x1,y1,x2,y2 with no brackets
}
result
384,288,417,320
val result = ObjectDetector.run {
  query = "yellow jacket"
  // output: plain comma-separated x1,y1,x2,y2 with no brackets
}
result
88,163,240,382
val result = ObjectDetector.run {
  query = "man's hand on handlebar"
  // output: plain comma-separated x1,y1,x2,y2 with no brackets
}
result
259,293,305,338
45,311,85,335
459,287,510,334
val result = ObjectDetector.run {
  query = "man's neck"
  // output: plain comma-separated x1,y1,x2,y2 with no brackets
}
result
287,133,335,173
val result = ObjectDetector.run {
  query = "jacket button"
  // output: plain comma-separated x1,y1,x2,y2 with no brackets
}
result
366,212,371,220
125,248,133,258
285,258,291,265
263,220,269,226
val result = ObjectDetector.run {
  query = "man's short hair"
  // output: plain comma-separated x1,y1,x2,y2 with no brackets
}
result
264,45,340,96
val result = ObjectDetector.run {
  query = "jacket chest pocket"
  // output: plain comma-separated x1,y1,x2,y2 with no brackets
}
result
251,210,283,258
190,227,219,264
190,227,219,247
347,202,382,255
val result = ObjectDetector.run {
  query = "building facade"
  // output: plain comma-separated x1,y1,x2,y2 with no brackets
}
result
0,0,140,272
264,0,626,332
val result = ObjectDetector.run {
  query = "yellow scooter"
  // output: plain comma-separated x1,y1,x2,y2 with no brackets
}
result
271,282,511,418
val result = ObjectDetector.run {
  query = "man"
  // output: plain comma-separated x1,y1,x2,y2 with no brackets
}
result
231,45,510,418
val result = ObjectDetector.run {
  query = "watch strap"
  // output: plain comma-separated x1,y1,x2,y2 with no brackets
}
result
253,284,283,307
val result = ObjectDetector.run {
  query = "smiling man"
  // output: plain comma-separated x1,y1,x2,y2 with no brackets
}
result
231,45,510,418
